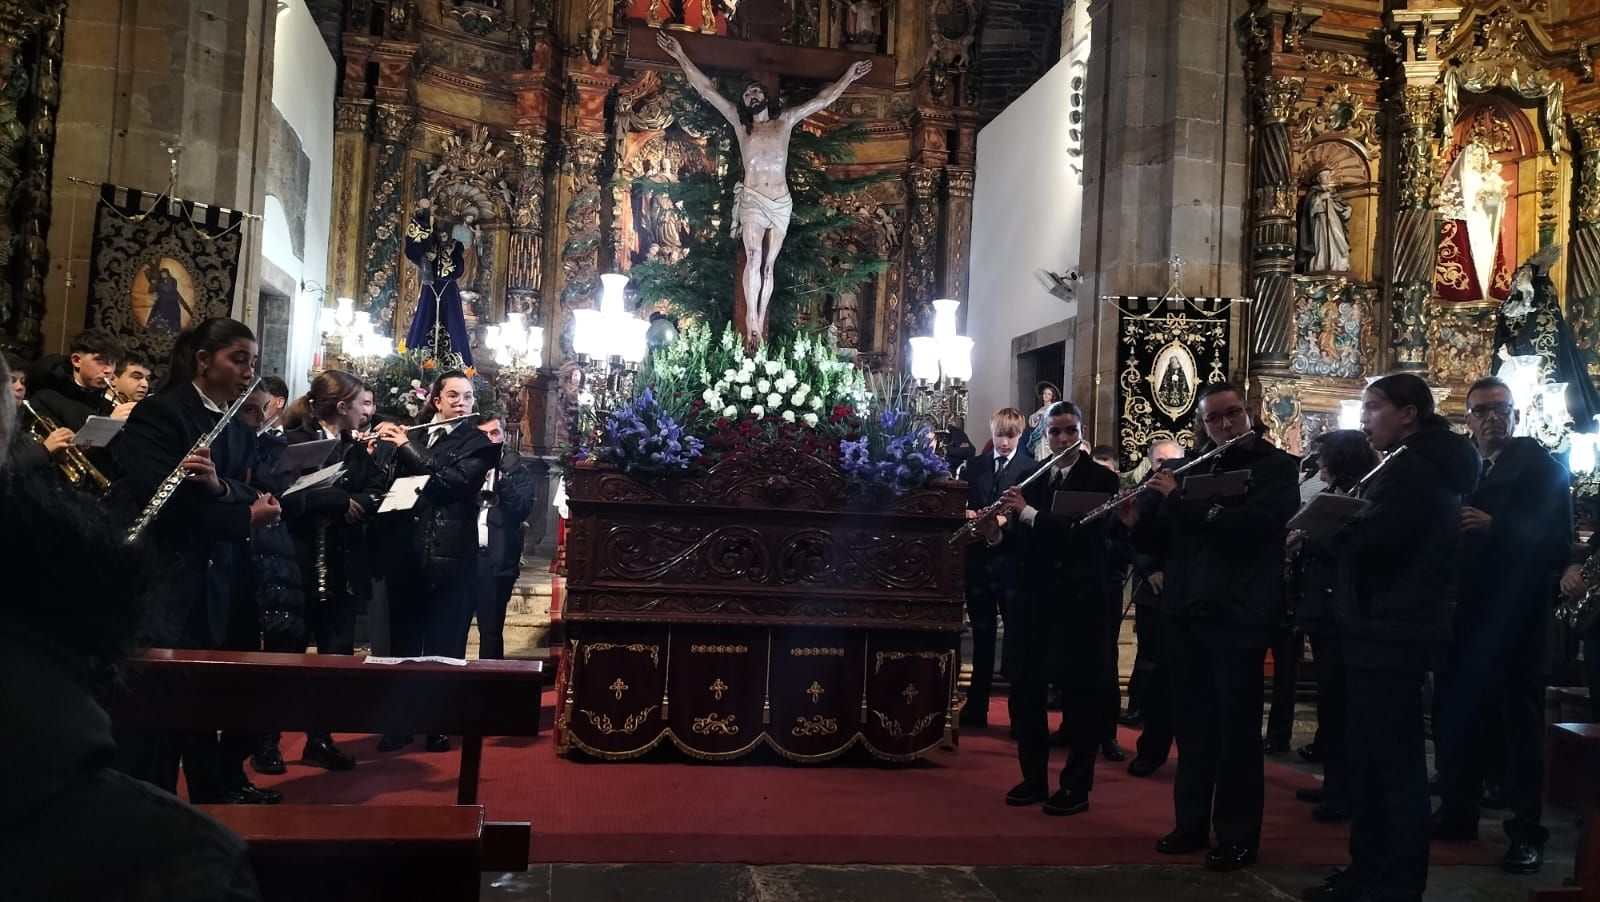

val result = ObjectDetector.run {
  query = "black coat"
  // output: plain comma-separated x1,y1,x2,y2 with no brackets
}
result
1455,436,1571,674
381,422,497,580
1335,424,1480,665
280,423,387,607
250,433,306,638
963,450,1040,597
107,385,257,647
1132,433,1301,646
1000,458,1121,685
484,450,540,580
25,354,112,431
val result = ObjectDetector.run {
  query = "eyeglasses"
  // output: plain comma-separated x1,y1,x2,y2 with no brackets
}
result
1202,406,1246,426
1467,402,1514,420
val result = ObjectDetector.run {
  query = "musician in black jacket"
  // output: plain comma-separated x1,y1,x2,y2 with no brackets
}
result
959,407,1038,727
470,414,540,659
980,400,1119,815
1302,373,1480,902
1432,376,1570,874
107,317,283,805
1120,382,1300,871
1126,439,1183,777
373,370,498,753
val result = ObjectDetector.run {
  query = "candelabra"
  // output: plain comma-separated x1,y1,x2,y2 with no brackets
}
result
571,273,650,417
485,311,545,449
908,298,974,452
320,296,393,378
1498,350,1572,452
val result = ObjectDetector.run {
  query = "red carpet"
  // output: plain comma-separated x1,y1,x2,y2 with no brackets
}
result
251,691,1502,866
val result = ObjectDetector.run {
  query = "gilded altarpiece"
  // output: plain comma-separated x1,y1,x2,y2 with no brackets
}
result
1237,1,1600,447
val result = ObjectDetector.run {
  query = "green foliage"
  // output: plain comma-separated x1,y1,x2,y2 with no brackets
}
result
623,95,888,341
364,350,501,422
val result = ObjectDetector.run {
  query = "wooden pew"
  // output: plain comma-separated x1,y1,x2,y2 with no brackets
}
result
1530,723,1600,901
113,650,544,900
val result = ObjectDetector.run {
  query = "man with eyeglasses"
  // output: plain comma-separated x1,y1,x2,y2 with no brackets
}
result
1431,376,1571,875
978,400,1119,816
1118,382,1299,871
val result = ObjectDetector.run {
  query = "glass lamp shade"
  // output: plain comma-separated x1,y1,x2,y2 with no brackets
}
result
572,308,605,359
599,273,629,319
527,325,545,358
1498,354,1544,410
941,335,974,382
484,325,503,351
909,336,940,382
334,297,356,327
618,316,650,364
1572,433,1597,474
1542,382,1570,425
931,298,960,341
1338,399,1362,431
506,311,527,334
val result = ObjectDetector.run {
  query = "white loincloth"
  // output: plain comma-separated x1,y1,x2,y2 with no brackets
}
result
731,183,794,237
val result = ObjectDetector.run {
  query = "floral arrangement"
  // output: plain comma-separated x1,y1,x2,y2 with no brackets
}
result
839,408,950,496
597,387,704,474
642,324,867,428
363,349,500,421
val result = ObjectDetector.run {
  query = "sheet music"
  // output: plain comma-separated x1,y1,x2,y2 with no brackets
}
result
72,415,125,448
1287,492,1367,540
281,462,345,497
377,474,430,513
275,438,340,474
363,655,469,666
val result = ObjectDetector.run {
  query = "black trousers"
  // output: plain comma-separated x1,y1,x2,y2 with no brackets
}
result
1266,628,1303,746
1588,634,1600,722
1101,587,1126,739
388,554,477,660
1131,603,1173,764
964,566,1005,713
473,555,517,660
1308,632,1348,800
1169,623,1266,847
1345,665,1431,902
1011,676,1098,795
1435,664,1547,843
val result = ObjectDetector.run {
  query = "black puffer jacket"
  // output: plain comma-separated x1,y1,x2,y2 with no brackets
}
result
279,424,388,609
250,432,305,643
1335,423,1480,660
1132,430,1301,645
26,354,111,431
382,423,497,579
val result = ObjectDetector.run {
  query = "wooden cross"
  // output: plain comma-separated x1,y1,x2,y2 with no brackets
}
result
625,20,895,94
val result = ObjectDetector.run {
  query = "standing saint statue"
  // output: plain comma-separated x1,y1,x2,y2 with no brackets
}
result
403,198,475,365
1295,167,1351,274
657,32,871,345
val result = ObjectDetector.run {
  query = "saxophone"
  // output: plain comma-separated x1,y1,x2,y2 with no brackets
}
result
1559,552,1600,634
124,377,261,545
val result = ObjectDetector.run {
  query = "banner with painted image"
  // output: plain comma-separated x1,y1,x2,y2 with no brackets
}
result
1113,296,1233,469
85,183,244,374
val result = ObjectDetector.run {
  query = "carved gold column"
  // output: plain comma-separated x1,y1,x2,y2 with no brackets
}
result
507,131,548,315
329,99,371,304
1568,112,1600,376
1388,83,1443,372
904,164,941,346
941,167,975,311
0,0,63,354
360,103,414,330
1247,75,1302,373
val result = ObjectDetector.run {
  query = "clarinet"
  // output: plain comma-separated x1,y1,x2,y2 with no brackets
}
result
125,377,262,545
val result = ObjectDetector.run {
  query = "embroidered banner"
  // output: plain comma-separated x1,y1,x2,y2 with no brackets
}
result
85,184,245,374
1113,296,1233,469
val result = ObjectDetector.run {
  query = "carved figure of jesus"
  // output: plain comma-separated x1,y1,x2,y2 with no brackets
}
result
657,31,871,344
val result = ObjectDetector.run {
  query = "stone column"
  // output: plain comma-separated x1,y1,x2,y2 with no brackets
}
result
1388,83,1443,372
941,167,975,313
328,98,371,303
1246,75,1301,373
359,103,413,329
1567,112,1600,376
904,163,941,342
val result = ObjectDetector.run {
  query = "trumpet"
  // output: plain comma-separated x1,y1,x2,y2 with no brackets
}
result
1076,429,1257,524
126,377,261,545
21,401,112,494
949,441,1085,546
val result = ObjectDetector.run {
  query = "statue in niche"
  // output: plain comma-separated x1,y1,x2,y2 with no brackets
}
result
1295,167,1351,274
843,0,883,49
403,199,474,365
658,32,871,346
1436,139,1511,301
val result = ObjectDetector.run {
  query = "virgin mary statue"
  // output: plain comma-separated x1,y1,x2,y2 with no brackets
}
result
1434,140,1511,302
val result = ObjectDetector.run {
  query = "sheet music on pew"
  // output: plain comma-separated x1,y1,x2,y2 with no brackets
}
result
363,655,469,666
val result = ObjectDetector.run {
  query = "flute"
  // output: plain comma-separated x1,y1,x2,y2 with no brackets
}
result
126,377,261,545
1076,429,1256,524
351,413,478,442
949,441,1085,546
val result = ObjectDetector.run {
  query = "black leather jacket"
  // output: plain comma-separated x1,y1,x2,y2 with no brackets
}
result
381,422,497,579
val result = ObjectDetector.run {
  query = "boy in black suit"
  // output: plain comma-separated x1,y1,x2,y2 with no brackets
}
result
959,407,1038,727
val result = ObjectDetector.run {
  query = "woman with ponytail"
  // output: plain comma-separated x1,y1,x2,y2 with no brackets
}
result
107,316,283,805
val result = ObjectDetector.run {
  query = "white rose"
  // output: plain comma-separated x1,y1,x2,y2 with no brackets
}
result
767,393,782,408
723,405,738,417
702,388,720,405
757,378,772,393
751,405,765,417
810,395,824,410
713,380,729,393
740,385,754,400
791,391,806,407
724,368,737,381
782,369,796,382
803,413,819,427
735,369,751,384
782,410,796,423
764,360,781,375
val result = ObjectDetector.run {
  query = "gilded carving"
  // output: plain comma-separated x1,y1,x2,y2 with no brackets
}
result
335,99,372,134
374,103,415,144
1575,113,1600,227
1291,277,1379,379
1396,85,1442,210
439,0,505,37
558,129,609,317
1301,50,1375,80
1290,83,1379,156
1440,8,1564,156
1538,170,1559,235
1256,75,1304,125
905,164,941,338
1425,303,1498,385
1255,378,1302,454
1255,185,1295,219
945,168,974,198
361,106,414,323
598,523,942,591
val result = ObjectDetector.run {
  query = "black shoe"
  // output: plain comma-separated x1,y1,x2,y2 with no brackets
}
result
1048,729,1071,748
425,734,451,753
1262,736,1289,755
1005,780,1048,806
1155,828,1208,854
1295,786,1326,804
1481,785,1508,810
1127,756,1165,777
958,706,988,729
302,736,357,771
376,733,413,752
1430,813,1478,842
222,782,283,805
1311,799,1351,824
1502,842,1542,874
1299,870,1360,902
250,746,286,776
1118,709,1143,727
1205,843,1257,871
1296,742,1321,763
1042,789,1090,816
1101,739,1127,762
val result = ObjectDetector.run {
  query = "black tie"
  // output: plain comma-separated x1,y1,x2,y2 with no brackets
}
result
1481,457,1493,482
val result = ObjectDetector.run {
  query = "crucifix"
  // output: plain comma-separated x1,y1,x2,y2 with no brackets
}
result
628,21,892,349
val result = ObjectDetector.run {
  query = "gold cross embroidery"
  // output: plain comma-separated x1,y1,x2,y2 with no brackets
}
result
709,678,728,700
609,678,628,700
902,684,918,704
807,681,824,704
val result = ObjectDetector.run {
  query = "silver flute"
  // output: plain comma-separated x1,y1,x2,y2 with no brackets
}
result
125,377,261,545
949,441,1085,546
1077,429,1256,524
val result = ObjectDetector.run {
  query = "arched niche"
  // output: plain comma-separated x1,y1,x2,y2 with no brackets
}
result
1296,138,1376,283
